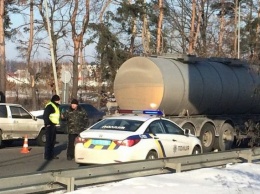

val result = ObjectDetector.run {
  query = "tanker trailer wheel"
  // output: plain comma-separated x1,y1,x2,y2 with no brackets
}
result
199,123,215,153
216,123,235,151
182,123,196,135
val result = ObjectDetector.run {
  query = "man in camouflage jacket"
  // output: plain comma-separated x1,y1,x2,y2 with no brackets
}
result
61,99,89,160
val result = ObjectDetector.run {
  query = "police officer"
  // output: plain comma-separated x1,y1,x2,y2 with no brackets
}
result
43,94,60,160
61,99,89,160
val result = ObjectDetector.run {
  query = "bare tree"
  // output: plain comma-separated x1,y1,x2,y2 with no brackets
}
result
27,0,38,110
37,0,70,63
70,0,90,99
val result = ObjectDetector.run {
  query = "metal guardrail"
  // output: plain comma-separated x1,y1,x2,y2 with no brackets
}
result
1,147,260,194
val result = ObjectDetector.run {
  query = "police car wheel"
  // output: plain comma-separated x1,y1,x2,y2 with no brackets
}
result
192,146,201,155
146,151,158,160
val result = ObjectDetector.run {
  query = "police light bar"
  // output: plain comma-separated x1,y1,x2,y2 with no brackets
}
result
118,109,163,115
143,110,163,115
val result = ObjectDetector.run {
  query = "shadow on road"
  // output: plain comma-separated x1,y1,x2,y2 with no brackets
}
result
37,142,68,171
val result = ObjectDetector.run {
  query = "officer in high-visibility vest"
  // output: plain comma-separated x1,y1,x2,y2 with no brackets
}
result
43,94,60,160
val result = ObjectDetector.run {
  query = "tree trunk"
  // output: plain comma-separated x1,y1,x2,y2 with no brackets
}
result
218,0,225,56
130,16,137,55
156,0,164,55
193,1,202,55
72,39,80,99
27,0,37,110
99,0,111,23
0,0,6,101
142,0,150,55
79,41,85,88
252,0,259,60
234,0,238,58
129,0,136,55
181,0,185,54
70,0,90,99
188,0,196,54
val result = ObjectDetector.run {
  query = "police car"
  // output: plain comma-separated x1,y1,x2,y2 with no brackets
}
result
75,110,202,164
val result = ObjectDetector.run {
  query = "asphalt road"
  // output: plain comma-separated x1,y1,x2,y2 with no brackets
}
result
0,133,82,178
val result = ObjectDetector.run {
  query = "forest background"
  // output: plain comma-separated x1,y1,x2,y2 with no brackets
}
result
0,0,258,111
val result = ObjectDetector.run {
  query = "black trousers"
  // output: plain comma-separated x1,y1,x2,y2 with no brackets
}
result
67,134,78,158
44,125,57,159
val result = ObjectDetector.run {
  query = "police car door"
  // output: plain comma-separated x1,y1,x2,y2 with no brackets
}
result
161,119,190,156
148,120,187,158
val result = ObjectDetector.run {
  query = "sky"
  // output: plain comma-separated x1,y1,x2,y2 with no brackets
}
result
52,163,260,194
6,11,96,62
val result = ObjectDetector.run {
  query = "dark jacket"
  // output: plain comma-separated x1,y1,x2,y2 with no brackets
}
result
43,101,60,126
63,105,89,134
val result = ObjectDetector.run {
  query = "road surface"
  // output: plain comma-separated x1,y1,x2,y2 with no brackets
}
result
0,133,82,178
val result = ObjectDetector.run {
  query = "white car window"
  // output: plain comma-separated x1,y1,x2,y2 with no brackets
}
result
10,106,32,119
0,105,7,118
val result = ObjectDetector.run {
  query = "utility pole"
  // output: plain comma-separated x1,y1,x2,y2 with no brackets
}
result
44,0,59,95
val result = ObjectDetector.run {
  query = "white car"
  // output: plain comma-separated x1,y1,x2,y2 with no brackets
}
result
0,103,46,147
75,110,202,164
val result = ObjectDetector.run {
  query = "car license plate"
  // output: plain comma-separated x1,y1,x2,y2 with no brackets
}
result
92,139,111,146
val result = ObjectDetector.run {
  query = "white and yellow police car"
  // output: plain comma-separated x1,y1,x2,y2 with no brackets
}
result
75,110,202,164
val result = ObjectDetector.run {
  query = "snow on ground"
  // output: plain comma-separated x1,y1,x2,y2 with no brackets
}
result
54,163,260,194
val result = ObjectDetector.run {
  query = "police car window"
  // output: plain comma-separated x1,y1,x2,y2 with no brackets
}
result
162,120,184,135
146,121,165,134
90,119,143,132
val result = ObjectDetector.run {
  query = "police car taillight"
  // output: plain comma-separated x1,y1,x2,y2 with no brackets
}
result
114,139,141,147
75,136,87,144
118,110,163,115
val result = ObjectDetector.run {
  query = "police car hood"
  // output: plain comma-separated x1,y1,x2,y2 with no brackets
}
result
80,129,136,140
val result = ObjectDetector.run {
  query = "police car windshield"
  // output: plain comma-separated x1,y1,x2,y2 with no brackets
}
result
90,119,144,132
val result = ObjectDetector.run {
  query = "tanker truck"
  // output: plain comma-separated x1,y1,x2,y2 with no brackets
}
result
113,54,260,153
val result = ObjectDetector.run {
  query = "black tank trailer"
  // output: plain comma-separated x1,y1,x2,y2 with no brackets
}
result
113,54,260,152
